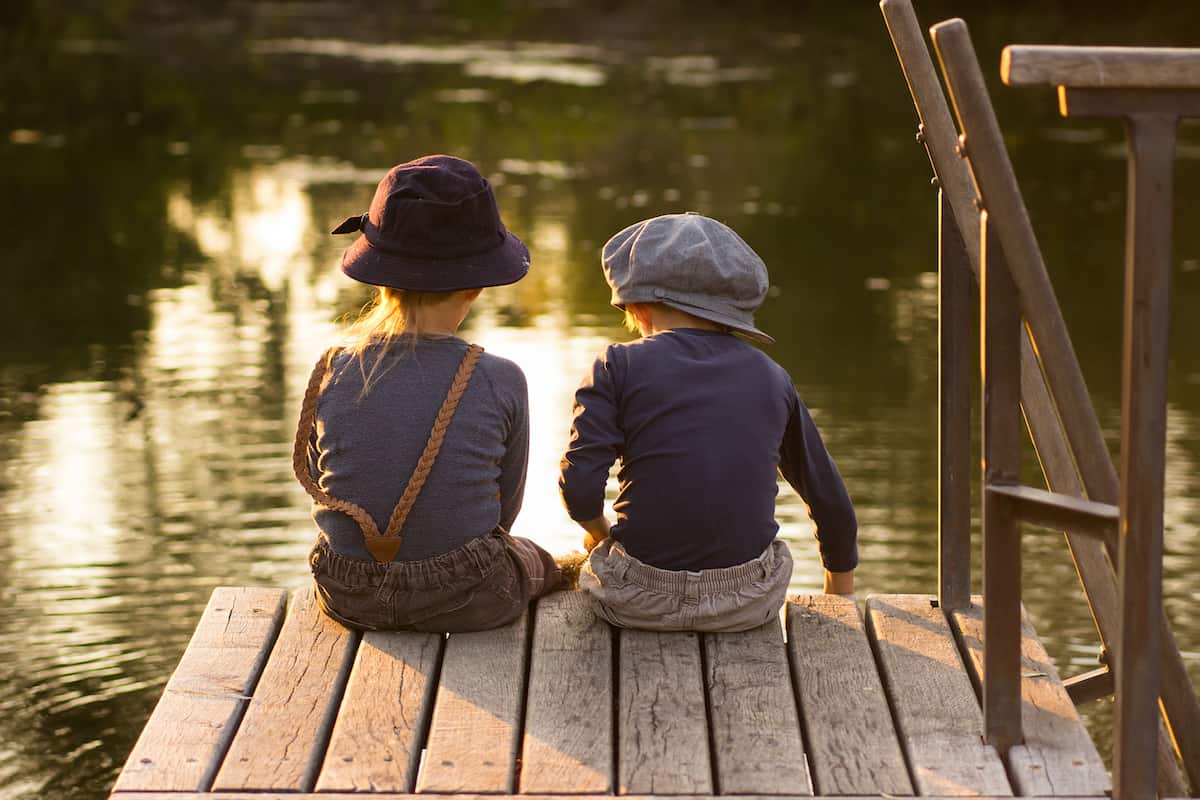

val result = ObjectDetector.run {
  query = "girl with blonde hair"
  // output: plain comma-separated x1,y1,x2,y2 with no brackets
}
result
294,155,560,632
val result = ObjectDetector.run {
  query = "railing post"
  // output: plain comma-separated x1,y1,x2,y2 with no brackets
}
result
1113,111,1175,800
938,189,972,612
980,210,1023,755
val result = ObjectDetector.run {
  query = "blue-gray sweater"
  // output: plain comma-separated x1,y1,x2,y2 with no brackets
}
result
308,336,528,561
558,328,857,572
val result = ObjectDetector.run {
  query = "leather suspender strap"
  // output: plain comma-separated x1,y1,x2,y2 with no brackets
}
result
291,343,485,562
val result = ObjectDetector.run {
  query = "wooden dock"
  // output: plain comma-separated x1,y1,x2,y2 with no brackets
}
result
110,587,1109,799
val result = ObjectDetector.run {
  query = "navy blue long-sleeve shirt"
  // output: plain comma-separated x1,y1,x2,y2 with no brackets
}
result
558,328,857,572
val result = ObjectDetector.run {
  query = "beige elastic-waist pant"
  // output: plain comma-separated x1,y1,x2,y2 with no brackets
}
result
579,538,793,632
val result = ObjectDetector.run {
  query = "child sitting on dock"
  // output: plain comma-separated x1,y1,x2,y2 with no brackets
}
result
293,154,560,632
558,212,857,631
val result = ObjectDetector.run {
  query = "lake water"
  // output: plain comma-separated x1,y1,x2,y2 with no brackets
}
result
1,3,1199,798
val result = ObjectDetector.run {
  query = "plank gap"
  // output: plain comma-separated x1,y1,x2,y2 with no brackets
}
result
697,634,721,795
305,627,361,791
610,619,620,796
510,596,538,793
409,634,449,792
782,616,817,797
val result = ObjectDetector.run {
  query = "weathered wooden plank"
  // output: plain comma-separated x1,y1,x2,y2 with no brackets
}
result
111,587,287,792
866,595,1011,796
212,587,359,792
785,595,912,797
950,602,1110,796
107,796,1027,800
618,629,712,795
316,630,443,792
417,613,530,794
704,617,811,795
520,592,613,794
1001,45,1200,89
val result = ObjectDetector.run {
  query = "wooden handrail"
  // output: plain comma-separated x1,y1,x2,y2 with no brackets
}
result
880,2,1197,795
928,16,1200,799
1002,45,1200,89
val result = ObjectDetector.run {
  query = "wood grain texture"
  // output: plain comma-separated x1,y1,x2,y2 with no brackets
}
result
938,189,973,612
618,629,712,795
520,592,613,794
704,617,811,795
212,587,359,792
1002,45,1200,88
950,602,1109,796
786,595,912,797
109,794,1036,800
866,595,1011,796
111,587,287,792
316,630,443,792
417,613,530,793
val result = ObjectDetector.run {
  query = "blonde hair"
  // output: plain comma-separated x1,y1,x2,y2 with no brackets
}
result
340,286,452,398
622,302,656,336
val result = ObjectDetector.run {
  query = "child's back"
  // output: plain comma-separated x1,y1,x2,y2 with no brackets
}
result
559,213,857,632
294,155,560,633
313,338,528,562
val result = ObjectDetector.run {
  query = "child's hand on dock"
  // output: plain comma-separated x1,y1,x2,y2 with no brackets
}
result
579,516,611,552
824,568,855,595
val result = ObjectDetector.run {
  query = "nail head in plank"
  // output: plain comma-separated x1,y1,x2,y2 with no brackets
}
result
866,594,1012,796
112,586,287,792
1002,45,1200,89
786,595,912,797
949,602,1110,796
317,630,443,792
520,592,613,794
704,617,812,795
213,587,359,792
618,629,712,795
417,613,530,794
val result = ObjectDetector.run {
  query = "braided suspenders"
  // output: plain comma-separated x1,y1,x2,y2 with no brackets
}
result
292,344,484,562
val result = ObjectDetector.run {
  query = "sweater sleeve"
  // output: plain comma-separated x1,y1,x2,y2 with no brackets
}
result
496,363,529,532
558,350,622,522
779,390,858,572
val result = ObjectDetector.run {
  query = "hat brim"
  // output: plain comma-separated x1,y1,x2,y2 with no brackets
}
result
656,298,775,344
340,231,530,292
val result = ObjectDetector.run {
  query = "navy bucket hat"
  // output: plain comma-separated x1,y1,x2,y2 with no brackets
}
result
331,155,530,291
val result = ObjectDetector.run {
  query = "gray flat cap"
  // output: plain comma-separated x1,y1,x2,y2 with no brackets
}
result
601,212,773,343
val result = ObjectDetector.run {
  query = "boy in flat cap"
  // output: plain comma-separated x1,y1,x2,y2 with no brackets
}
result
558,213,857,631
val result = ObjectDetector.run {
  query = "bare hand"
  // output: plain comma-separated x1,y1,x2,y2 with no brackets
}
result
580,516,611,552
824,568,855,595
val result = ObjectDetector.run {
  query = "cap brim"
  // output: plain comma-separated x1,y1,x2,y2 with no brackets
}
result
657,299,775,344
339,231,530,291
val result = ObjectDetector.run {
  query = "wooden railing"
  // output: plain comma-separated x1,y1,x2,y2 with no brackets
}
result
880,3,1200,799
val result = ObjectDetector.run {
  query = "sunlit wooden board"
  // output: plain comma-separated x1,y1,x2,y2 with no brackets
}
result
520,592,613,794
786,595,913,796
618,629,712,794
316,629,443,792
416,614,529,793
950,601,1110,796
213,588,359,792
866,595,1011,796
111,586,287,792
703,617,811,794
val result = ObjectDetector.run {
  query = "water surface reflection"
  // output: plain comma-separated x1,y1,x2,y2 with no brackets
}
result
1,4,1199,797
